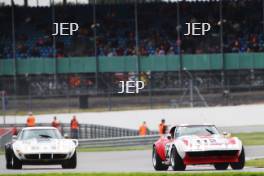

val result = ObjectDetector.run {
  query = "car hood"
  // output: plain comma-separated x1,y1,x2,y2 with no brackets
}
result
13,138,78,154
177,134,242,151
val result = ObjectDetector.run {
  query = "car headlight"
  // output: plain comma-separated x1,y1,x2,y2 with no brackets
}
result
68,147,74,153
14,146,20,151
228,138,236,145
15,149,22,156
31,146,39,150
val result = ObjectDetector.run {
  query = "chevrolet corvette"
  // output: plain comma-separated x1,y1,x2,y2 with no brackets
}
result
5,127,78,169
152,124,245,171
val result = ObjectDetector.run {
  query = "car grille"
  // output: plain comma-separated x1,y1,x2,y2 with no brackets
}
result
24,154,67,160
187,150,239,157
53,154,67,159
25,154,39,160
41,154,52,159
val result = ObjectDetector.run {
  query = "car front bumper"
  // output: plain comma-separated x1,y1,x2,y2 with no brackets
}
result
16,153,72,164
183,150,240,165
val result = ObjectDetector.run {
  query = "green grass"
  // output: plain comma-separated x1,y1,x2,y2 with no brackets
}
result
246,158,264,168
77,146,151,152
234,132,264,146
0,173,264,176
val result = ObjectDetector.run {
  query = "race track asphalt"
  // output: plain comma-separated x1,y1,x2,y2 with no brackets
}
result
0,146,264,174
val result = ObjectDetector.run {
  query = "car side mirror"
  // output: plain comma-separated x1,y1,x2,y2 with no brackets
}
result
64,133,69,139
12,135,17,141
72,139,79,147
166,134,172,140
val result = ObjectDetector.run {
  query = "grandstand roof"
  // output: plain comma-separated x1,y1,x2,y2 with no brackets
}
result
0,0,220,7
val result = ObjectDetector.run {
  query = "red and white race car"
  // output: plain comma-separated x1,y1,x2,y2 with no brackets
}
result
152,124,245,171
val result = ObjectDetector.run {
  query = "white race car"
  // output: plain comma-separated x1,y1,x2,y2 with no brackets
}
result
5,127,78,169
152,124,245,171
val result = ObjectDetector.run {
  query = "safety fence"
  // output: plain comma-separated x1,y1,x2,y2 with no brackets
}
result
0,124,159,148
0,123,158,139
2,53,264,75
2,70,264,113
78,135,160,148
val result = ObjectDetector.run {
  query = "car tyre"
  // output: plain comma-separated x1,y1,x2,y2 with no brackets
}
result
214,163,229,170
6,162,12,169
152,146,169,171
5,151,13,169
230,147,245,170
62,151,77,169
170,146,186,171
12,153,22,169
6,154,13,169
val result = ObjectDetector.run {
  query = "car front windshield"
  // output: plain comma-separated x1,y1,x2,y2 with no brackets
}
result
19,129,62,140
175,126,219,137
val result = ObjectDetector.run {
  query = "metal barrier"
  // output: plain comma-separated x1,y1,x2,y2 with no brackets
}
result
78,135,160,148
0,128,12,148
0,123,158,139
0,124,159,148
3,54,264,76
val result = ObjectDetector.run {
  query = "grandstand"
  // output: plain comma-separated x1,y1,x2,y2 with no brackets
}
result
1,1,263,58
1,0,264,113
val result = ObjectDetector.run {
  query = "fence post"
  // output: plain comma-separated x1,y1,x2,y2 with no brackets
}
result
94,125,96,138
85,124,88,138
104,125,107,138
87,124,90,138
79,124,82,139
111,127,114,138
114,127,117,137
61,123,64,136
91,124,94,138
117,127,120,137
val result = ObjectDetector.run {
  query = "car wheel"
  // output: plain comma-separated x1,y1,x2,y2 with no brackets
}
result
6,162,12,169
5,149,13,169
170,146,186,171
12,153,22,169
230,147,245,170
62,151,77,169
214,163,229,170
152,146,169,171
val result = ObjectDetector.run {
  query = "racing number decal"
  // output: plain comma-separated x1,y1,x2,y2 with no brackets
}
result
165,144,170,158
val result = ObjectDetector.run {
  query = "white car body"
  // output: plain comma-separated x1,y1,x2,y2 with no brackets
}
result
153,124,245,171
13,127,78,160
5,127,78,169
166,132,243,159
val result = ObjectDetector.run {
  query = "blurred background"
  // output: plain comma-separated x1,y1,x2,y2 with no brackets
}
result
1,0,264,114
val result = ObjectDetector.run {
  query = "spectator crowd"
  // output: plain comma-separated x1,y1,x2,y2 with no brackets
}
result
0,0,264,59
